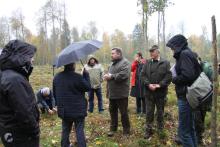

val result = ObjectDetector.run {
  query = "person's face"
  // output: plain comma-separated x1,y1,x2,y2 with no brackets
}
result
89,59,95,64
135,54,141,61
31,57,34,65
150,50,159,59
111,50,120,60
43,92,49,97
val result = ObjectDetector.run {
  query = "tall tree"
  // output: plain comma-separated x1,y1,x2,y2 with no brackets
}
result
60,19,71,49
88,21,98,39
0,17,10,47
211,16,218,147
137,0,155,50
132,24,144,51
71,27,80,42
43,0,59,63
151,0,173,58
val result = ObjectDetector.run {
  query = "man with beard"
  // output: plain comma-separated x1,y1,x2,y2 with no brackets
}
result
0,40,40,147
104,47,131,137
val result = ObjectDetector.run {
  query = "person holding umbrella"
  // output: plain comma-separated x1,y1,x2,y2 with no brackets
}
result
53,63,91,147
53,40,101,147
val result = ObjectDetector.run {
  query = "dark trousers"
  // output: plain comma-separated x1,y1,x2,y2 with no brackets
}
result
145,95,165,132
88,88,104,112
109,98,130,133
136,97,146,114
194,107,206,142
1,135,39,147
61,118,86,147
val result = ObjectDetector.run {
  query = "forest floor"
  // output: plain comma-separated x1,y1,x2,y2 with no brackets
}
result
1,65,220,147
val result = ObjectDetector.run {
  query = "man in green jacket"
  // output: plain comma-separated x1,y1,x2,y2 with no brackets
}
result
104,47,131,137
141,45,172,139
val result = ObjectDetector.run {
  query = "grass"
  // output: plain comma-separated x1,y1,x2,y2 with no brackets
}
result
0,65,219,147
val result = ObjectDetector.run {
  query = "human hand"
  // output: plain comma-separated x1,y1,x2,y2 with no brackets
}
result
103,74,112,81
148,84,156,91
48,109,54,115
52,107,57,112
154,84,161,88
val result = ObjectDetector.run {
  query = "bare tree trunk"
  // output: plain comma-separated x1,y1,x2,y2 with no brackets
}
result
20,14,24,41
142,1,146,50
157,11,160,46
162,9,166,58
211,15,218,147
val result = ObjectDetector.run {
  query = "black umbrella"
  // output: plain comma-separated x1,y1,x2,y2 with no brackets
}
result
55,40,102,68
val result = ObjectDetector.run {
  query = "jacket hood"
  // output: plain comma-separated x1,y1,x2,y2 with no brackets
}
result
166,34,188,58
87,55,99,65
0,40,36,70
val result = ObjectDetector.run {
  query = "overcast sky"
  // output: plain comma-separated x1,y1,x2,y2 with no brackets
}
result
0,0,219,40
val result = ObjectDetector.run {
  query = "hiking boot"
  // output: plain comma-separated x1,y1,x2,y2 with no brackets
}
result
123,129,130,136
107,131,115,137
174,136,182,145
144,132,153,139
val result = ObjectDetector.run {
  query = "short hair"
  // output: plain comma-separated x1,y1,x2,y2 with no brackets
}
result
112,47,123,56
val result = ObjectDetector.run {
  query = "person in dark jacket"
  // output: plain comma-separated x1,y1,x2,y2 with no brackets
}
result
130,52,146,115
167,34,202,147
53,63,91,147
0,40,40,147
141,45,172,139
104,47,131,137
36,87,57,115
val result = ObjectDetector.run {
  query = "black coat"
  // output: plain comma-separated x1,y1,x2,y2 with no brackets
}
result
0,40,39,138
141,58,172,98
53,70,91,119
130,62,145,98
167,35,202,99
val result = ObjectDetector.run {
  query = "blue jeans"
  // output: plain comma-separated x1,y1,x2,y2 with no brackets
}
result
178,99,197,147
88,88,104,112
61,118,86,147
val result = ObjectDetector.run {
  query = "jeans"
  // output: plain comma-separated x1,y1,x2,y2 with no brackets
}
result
178,99,197,147
61,118,86,147
136,97,146,114
88,88,104,112
1,135,39,147
109,98,130,133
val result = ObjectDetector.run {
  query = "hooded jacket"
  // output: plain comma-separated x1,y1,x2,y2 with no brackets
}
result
0,40,39,138
84,55,104,89
166,35,202,99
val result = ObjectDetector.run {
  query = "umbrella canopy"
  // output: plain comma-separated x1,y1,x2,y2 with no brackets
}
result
55,40,102,68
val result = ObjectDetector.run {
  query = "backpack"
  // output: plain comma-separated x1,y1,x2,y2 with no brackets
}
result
200,61,213,111
201,61,213,81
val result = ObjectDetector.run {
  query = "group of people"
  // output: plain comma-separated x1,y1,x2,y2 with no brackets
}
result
0,34,212,147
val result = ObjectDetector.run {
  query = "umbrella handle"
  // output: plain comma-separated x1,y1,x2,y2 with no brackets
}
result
80,60,84,67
